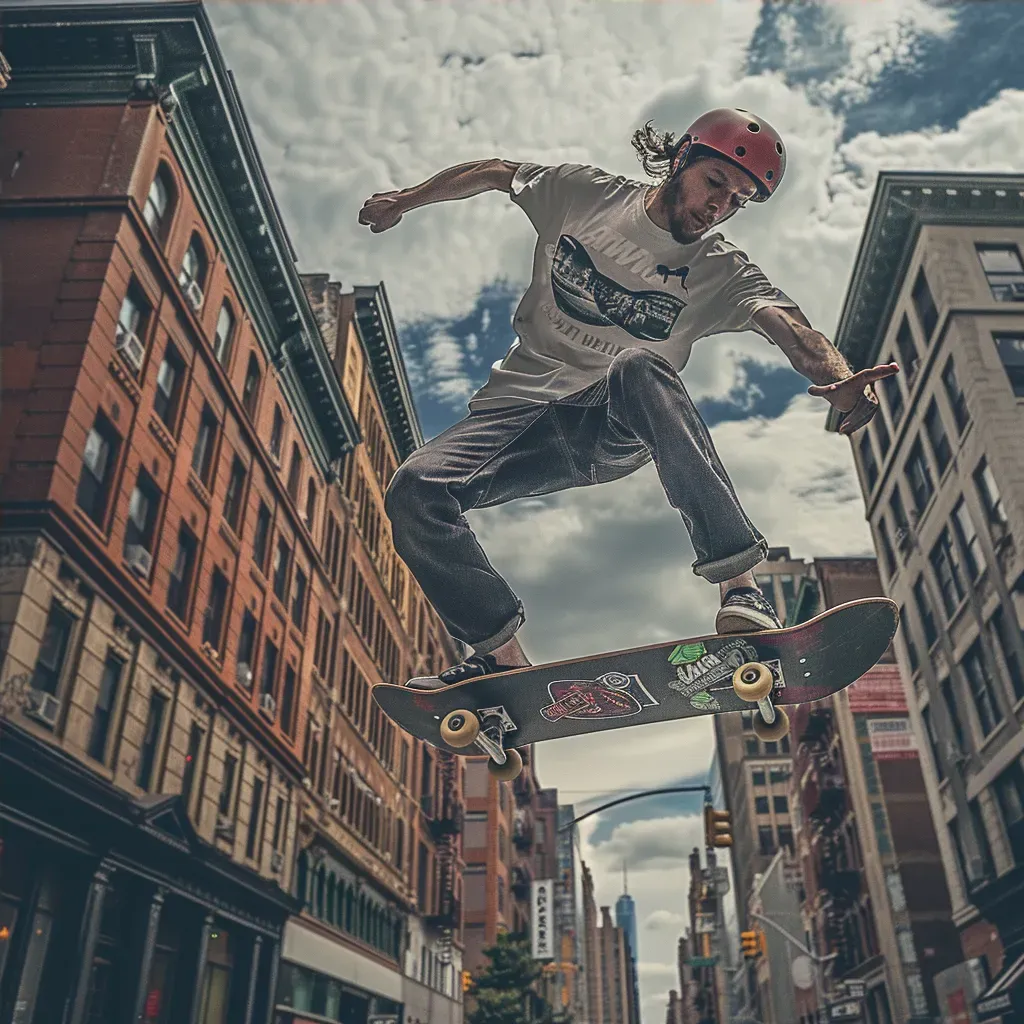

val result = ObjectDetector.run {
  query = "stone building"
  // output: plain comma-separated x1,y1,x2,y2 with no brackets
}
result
833,170,1024,1022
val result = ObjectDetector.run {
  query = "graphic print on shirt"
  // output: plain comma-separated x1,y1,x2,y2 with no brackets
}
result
655,264,690,292
550,235,686,343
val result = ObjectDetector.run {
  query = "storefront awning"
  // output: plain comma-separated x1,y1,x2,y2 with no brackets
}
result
975,950,1024,1021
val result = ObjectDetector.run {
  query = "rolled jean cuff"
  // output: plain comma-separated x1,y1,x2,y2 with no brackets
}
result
691,538,769,585
471,602,526,656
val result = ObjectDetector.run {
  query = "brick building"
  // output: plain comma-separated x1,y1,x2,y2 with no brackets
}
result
833,171,1024,1022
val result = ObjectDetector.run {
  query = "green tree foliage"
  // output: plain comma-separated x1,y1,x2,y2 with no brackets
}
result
466,932,556,1024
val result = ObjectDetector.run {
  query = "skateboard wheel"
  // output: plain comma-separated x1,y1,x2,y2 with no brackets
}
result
732,662,774,702
487,747,523,782
440,710,480,749
752,705,790,743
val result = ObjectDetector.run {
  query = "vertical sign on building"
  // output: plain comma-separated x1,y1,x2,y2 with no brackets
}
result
531,879,554,960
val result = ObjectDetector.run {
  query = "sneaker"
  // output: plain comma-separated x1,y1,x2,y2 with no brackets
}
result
405,653,517,691
715,586,783,634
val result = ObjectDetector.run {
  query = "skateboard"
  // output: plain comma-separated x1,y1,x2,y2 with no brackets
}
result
372,598,899,782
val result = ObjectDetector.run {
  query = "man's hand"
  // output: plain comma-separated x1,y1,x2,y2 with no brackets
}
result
808,362,900,435
358,190,407,233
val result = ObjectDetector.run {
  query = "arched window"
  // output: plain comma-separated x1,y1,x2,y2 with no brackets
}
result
304,479,317,531
395,819,404,874
326,873,336,924
242,353,261,419
179,235,208,312
344,888,354,933
296,850,309,909
315,865,326,919
143,164,175,241
358,895,367,940
214,302,235,366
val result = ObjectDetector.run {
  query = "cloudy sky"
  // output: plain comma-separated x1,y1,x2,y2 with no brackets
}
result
200,1,1024,1018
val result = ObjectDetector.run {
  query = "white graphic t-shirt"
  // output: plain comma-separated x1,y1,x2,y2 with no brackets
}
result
467,162,799,411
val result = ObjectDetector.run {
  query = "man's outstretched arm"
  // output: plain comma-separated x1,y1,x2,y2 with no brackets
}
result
359,159,521,232
752,305,899,435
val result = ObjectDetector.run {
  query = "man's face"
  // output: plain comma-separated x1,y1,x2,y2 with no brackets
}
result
663,154,760,244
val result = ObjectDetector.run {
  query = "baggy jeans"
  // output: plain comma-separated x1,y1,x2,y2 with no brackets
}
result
383,347,769,655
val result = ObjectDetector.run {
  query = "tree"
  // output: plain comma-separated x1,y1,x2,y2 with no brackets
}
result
467,931,556,1024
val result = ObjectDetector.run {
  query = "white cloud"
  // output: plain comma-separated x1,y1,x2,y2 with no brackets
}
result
202,2,1024,1018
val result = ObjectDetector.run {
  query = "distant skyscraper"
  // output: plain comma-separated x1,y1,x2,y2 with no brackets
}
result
615,864,642,1024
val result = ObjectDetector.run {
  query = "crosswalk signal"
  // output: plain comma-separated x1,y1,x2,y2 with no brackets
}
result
704,805,733,848
461,970,472,992
741,931,759,958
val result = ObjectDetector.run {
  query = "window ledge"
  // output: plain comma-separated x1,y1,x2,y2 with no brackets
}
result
148,414,177,457
188,470,211,508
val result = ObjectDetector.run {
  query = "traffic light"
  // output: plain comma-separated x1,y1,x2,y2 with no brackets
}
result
703,804,733,848
461,970,472,992
741,930,767,958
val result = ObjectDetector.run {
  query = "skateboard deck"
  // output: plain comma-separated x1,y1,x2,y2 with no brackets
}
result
373,598,899,759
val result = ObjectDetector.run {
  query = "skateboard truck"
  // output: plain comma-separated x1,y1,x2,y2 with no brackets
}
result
438,705,523,781
731,662,790,742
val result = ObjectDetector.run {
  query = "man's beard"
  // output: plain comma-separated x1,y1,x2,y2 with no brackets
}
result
665,174,704,245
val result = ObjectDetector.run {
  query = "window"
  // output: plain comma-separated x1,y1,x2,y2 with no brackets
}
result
178,235,207,310
246,777,266,860
929,528,966,618
952,498,986,581
745,738,758,756
260,638,279,696
942,677,967,752
77,414,120,526
272,537,291,602
921,705,944,782
287,444,302,500
153,345,186,430
192,404,219,487
755,796,769,814
976,243,1024,302
974,458,1008,525
242,353,261,419
181,723,204,814
124,469,161,566
253,502,272,572
942,358,970,433
272,795,286,851
905,439,934,513
859,433,878,492
971,800,995,881
305,480,317,531
87,652,123,762
291,567,307,628
281,665,297,735
898,607,920,673
31,603,75,697
218,754,238,817
881,371,904,428
889,487,910,552
913,576,938,647
116,282,149,350
769,768,789,784
895,315,919,376
911,268,939,340
874,412,891,459
994,334,1024,397
995,765,1024,865
497,876,505,915
143,165,174,239
223,457,248,535
167,524,198,620
758,827,775,855
270,406,284,462
777,825,794,851
741,711,753,731
877,516,897,581
923,400,951,475
202,568,229,650
961,640,1002,738
137,691,168,791
214,302,235,366
237,610,257,686
750,767,765,786
990,606,1024,701
773,795,789,814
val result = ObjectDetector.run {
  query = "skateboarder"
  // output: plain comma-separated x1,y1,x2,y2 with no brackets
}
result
359,108,898,691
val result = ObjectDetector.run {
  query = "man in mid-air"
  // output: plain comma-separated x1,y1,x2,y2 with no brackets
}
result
359,108,898,690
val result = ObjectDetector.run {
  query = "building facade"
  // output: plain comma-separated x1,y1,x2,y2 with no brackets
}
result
833,171,1024,1021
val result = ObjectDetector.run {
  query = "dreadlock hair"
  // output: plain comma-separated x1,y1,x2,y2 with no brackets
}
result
630,120,712,180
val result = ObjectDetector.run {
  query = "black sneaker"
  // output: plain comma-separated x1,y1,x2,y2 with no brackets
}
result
406,653,516,691
715,586,783,634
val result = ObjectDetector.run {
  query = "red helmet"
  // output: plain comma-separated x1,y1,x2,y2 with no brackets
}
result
682,108,786,201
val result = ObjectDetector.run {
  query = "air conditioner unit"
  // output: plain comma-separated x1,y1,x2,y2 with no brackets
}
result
115,327,145,372
125,544,152,579
270,850,284,873
328,797,340,810
27,689,60,726
259,692,277,718
237,662,253,689
183,278,204,311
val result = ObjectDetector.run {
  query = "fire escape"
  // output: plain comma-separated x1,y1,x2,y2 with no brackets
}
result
797,706,861,982
424,752,463,965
